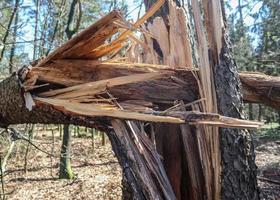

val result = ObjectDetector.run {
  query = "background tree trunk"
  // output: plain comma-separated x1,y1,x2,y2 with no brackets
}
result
58,0,83,179
8,11,19,74
59,124,74,179
0,0,20,62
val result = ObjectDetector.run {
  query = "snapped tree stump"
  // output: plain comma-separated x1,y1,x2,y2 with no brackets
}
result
0,0,279,199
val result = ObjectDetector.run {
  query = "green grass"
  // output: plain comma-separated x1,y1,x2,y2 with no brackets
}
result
255,122,280,139
262,122,280,129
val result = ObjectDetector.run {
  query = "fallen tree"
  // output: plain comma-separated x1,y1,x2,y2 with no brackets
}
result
240,72,280,110
0,0,279,199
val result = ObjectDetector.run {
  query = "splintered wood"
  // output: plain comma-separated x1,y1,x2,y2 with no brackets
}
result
16,0,275,199
21,1,262,129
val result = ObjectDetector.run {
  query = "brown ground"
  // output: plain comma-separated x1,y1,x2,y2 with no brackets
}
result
1,130,122,200
255,137,280,200
1,128,279,200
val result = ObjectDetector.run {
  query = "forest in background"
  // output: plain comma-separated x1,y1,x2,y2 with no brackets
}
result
0,0,279,199
226,0,280,132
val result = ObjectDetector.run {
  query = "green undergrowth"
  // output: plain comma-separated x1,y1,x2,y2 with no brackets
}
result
254,123,280,140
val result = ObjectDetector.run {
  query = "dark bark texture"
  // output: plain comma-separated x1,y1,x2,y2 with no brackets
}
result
59,124,74,179
107,130,146,200
0,74,106,129
214,35,259,200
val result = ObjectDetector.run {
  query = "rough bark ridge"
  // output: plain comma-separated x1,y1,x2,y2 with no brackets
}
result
200,0,259,198
215,35,259,200
0,75,105,129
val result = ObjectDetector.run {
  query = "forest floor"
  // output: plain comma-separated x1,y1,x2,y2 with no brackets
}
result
1,129,123,200
254,129,280,200
0,126,280,200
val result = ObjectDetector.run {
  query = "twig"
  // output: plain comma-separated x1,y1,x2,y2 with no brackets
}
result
0,141,15,176
23,125,34,174
161,98,206,114
50,128,55,177
8,128,57,158
258,176,280,185
0,157,5,200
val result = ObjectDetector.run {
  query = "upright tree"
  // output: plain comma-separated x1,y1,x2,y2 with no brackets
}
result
59,124,74,179
58,0,82,180
8,10,19,74
0,0,20,62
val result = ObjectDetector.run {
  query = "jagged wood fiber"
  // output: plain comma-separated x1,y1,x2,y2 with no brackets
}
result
0,0,278,199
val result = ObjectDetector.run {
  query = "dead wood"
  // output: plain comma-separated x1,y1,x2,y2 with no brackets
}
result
258,176,280,185
240,72,280,110
0,1,278,199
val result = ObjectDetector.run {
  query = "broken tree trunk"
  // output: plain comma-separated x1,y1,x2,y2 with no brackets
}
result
134,0,261,199
202,1,259,199
140,0,220,198
240,72,280,110
0,1,278,199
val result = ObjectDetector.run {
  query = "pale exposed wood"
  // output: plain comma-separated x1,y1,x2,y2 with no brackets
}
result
146,18,169,64
202,0,224,63
178,103,208,200
112,0,166,43
61,22,119,58
111,119,176,200
199,1,225,199
35,11,123,67
38,72,168,98
167,0,193,68
143,1,194,68
126,2,221,197
34,97,185,123
1,2,270,199
84,0,166,59
191,0,220,198
33,97,263,128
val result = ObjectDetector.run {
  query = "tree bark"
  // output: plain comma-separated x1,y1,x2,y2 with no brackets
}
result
59,124,74,179
204,0,259,198
214,37,259,200
0,75,106,129
8,11,19,74
0,2,277,199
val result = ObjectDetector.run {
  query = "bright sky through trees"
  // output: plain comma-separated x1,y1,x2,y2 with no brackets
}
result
19,0,263,60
